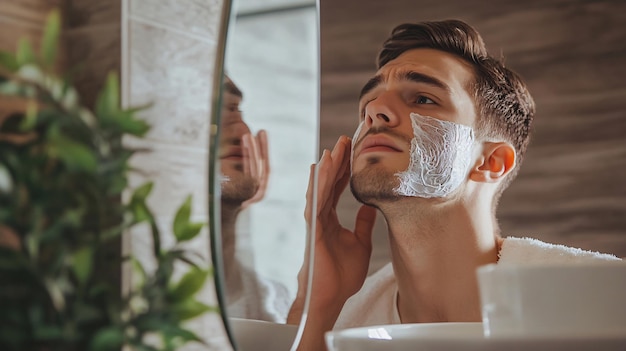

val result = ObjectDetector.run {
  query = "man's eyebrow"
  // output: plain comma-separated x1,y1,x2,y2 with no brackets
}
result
399,71,449,92
359,75,383,100
359,71,450,101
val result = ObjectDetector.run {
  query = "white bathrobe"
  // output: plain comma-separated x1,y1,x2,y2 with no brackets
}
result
227,265,293,323
333,237,620,330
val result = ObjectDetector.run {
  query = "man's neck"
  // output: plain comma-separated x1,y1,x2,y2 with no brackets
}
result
221,204,244,299
379,196,501,323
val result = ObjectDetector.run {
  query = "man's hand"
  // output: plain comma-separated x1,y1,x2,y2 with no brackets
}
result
289,135,377,350
241,129,270,209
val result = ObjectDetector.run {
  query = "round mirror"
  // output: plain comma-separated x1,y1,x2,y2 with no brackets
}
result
208,0,319,349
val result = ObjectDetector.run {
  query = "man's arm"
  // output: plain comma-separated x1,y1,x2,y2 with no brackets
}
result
288,136,377,350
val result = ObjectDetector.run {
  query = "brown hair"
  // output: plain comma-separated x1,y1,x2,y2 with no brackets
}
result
223,75,243,98
378,19,535,198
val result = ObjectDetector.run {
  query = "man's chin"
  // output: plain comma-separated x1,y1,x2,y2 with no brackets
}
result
221,175,258,206
349,168,402,205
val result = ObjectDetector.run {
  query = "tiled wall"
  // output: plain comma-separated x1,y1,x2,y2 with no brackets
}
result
122,0,232,349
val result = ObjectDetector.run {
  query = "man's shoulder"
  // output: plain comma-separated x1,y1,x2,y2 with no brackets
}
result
333,263,398,330
349,262,396,302
499,236,621,265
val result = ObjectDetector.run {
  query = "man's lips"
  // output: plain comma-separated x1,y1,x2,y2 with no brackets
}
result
356,135,403,156
220,146,244,160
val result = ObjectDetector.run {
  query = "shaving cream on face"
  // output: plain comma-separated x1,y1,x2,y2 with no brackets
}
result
350,120,365,173
219,173,230,185
394,113,475,198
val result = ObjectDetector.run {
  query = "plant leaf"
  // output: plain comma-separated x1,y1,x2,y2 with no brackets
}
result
33,325,64,340
49,134,98,172
131,257,147,289
18,100,39,131
130,183,154,224
131,182,153,203
72,247,93,285
0,51,19,71
90,326,124,351
173,195,191,242
95,72,120,119
171,299,216,321
41,9,61,68
44,278,66,311
179,222,204,242
16,38,36,66
104,109,150,137
167,267,209,303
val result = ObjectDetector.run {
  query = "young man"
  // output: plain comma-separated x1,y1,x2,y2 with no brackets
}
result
218,76,291,322
288,19,619,349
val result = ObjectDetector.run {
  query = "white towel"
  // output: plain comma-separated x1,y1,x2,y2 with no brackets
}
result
498,236,621,265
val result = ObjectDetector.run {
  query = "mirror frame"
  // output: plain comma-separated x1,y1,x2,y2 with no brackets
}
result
207,0,235,346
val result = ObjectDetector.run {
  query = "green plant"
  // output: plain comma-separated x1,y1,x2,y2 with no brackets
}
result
0,9,215,351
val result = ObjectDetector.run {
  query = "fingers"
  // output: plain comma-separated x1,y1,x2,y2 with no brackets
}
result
304,163,316,223
257,129,270,176
320,136,351,213
310,135,351,220
332,137,352,207
354,205,377,248
241,133,257,178
253,130,270,197
316,149,332,214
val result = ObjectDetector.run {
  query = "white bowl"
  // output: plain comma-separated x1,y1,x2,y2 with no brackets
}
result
477,261,626,338
228,318,298,351
325,322,626,351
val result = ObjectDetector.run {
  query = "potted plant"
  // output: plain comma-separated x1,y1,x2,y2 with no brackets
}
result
0,9,215,351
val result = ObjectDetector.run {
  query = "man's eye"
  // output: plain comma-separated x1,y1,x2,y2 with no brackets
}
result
415,95,435,104
359,98,375,118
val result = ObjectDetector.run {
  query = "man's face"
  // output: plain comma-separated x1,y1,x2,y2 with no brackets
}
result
350,48,477,204
219,92,257,204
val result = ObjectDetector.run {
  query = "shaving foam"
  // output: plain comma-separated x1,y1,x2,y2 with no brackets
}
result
350,120,365,173
394,113,475,198
219,173,230,185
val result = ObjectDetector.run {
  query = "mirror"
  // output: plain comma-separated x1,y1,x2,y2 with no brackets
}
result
320,0,626,277
209,0,319,349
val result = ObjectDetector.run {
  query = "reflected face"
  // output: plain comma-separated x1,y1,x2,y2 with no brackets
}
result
350,48,477,204
219,91,257,205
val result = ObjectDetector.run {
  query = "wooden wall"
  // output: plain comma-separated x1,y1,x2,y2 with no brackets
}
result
0,0,63,53
64,0,121,108
320,0,626,272
0,0,120,107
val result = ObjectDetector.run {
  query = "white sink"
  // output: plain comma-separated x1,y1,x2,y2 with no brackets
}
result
325,322,626,351
228,318,298,351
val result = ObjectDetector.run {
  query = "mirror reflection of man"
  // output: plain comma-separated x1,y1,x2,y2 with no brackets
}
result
288,20,620,350
218,76,291,322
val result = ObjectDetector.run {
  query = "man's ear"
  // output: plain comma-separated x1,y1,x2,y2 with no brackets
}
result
469,142,516,183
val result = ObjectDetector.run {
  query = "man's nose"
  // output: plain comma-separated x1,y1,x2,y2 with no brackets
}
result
221,110,244,126
363,91,400,128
